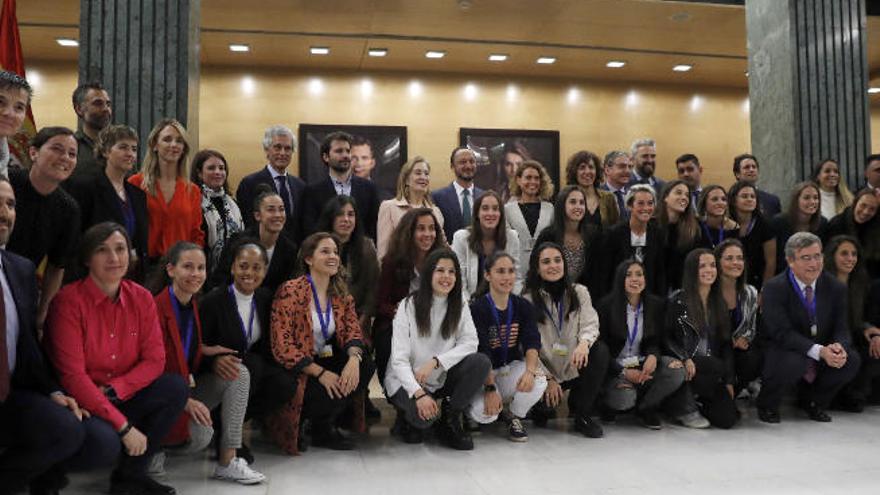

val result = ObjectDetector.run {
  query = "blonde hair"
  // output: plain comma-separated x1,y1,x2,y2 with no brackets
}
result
395,156,435,207
140,118,192,195
510,160,554,201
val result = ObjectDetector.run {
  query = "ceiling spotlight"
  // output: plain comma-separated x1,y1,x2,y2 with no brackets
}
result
368,48,388,57
672,64,693,72
868,87,880,94
488,54,508,62
229,44,250,52
536,57,556,64
425,50,446,59
310,47,330,55
606,60,626,68
56,38,78,47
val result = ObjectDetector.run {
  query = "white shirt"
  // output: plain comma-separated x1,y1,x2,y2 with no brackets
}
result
311,305,336,353
232,285,261,348
1,257,19,372
819,189,837,220
330,171,353,197
265,246,275,265
452,181,476,214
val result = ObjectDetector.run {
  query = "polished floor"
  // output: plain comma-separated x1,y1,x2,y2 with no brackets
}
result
62,397,880,495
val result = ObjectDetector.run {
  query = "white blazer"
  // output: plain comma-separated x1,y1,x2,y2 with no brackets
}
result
451,228,523,300
504,201,554,276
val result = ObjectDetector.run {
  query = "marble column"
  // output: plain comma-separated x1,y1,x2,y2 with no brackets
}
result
746,0,870,194
78,0,201,155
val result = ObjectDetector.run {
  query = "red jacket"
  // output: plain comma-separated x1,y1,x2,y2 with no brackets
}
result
155,287,204,445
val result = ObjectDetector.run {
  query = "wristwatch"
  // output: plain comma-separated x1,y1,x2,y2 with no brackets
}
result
484,384,497,393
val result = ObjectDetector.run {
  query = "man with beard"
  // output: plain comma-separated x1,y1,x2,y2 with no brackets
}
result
627,138,665,195
300,131,380,241
432,146,483,243
675,153,704,212
68,82,112,181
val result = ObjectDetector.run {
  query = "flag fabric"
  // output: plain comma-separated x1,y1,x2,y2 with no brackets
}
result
0,0,36,168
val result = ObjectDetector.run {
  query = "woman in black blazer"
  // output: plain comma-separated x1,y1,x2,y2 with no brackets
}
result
68,124,149,281
598,259,684,428
198,239,297,437
603,184,667,296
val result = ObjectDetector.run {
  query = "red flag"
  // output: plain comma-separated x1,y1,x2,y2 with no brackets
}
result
0,0,37,168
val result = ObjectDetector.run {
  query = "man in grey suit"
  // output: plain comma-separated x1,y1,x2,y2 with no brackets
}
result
432,147,483,243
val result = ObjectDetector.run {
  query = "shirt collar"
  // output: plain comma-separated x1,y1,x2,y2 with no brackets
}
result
81,275,127,306
330,171,352,186
266,164,287,180
792,272,816,293
605,181,624,193
452,181,473,197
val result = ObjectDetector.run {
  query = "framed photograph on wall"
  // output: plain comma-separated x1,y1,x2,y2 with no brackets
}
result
298,124,408,200
458,128,561,202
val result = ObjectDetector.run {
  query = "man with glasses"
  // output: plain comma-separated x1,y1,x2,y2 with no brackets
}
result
756,232,859,423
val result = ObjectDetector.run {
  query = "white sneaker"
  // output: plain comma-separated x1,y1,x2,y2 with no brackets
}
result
213,457,266,485
678,411,710,429
147,451,166,477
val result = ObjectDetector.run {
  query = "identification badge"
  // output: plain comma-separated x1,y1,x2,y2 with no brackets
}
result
498,365,511,376
188,374,196,388
552,343,569,356
319,345,334,358
621,356,640,368
810,324,817,337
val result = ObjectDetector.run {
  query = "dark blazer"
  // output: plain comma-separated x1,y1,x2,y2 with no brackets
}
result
597,293,666,376
757,189,782,219
603,220,667,296
197,285,274,374
760,270,850,355
68,171,149,278
626,174,665,196
3,250,58,397
432,183,484,243
235,166,305,240
769,213,828,274
206,228,298,295
299,176,380,242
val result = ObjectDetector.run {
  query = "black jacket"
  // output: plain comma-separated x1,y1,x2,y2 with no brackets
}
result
299,176,380,242
197,285,274,374
664,290,734,385
597,293,666,376
603,220,667,297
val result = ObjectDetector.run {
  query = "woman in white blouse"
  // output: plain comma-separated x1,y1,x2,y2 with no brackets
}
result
505,161,554,277
384,249,490,450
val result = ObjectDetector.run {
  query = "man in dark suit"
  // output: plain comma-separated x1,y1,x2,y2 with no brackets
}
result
626,138,665,195
235,125,305,240
299,131,380,242
756,232,860,423
733,153,781,218
0,178,88,495
599,150,631,221
432,147,483,243
864,153,880,196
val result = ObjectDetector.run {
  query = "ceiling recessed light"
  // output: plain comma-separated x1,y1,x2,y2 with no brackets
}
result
536,56,556,64
488,54,508,62
368,48,388,57
310,47,330,55
672,64,693,72
868,87,880,94
229,44,250,52
606,60,626,68
425,50,446,59
56,38,78,47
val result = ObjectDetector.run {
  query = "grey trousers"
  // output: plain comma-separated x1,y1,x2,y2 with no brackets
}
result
186,364,251,451
603,356,686,412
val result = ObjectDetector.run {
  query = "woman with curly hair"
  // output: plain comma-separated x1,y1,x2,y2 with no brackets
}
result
505,160,554,277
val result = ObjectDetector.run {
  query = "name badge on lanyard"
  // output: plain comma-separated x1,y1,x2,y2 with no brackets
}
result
228,285,256,347
787,270,817,337
308,275,334,358
487,294,514,368
624,301,642,363
544,298,567,355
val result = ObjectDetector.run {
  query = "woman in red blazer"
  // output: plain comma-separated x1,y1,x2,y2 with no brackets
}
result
267,232,375,455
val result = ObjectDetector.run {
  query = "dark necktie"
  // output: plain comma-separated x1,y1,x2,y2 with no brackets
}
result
275,176,293,217
0,280,9,402
462,189,472,226
614,190,628,219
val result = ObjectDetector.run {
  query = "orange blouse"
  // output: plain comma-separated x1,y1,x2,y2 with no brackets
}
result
128,174,204,257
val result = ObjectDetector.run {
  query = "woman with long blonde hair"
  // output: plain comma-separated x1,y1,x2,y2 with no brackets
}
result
376,156,445,259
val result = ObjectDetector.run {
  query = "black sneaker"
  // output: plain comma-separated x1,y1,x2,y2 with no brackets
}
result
110,473,176,495
438,400,473,450
508,418,528,442
311,425,354,450
638,409,662,430
528,402,556,427
599,407,617,424
573,415,604,438
236,443,255,465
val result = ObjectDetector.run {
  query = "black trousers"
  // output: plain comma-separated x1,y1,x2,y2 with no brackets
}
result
242,351,298,420
562,340,610,418
389,353,491,430
689,356,738,429
0,390,86,494
301,350,375,425
841,345,880,403
734,346,763,393
757,346,860,410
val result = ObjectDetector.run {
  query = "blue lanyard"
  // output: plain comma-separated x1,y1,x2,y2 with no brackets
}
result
307,275,333,341
228,284,256,345
625,301,642,354
700,221,725,248
168,286,195,362
787,269,817,325
743,217,757,236
486,294,514,364
543,298,565,338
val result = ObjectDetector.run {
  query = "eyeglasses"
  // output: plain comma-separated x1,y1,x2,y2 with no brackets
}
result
797,254,823,262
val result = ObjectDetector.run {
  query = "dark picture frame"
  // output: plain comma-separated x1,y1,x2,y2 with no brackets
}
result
458,128,561,200
298,124,408,200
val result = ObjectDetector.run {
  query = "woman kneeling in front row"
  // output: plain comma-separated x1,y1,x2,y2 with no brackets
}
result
598,259,686,429
469,252,546,442
385,249,491,449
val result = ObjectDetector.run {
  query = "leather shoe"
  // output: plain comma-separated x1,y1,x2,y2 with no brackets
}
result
573,415,604,438
804,402,832,422
311,425,354,450
757,407,780,424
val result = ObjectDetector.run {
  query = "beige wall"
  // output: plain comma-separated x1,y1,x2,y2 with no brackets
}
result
24,61,878,193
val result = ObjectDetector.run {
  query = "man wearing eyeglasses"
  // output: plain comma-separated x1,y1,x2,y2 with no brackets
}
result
756,232,859,424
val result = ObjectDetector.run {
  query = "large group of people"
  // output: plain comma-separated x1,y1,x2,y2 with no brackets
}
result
2,69,880,495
